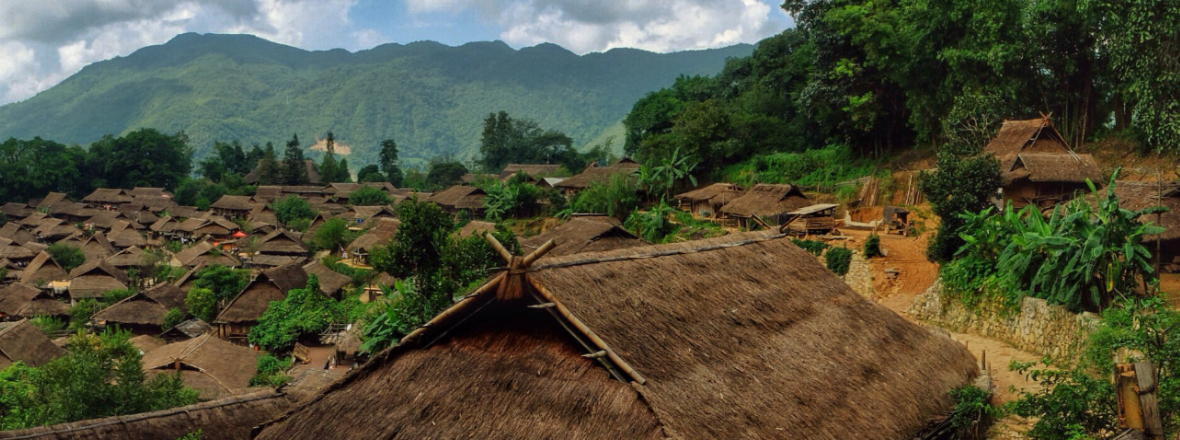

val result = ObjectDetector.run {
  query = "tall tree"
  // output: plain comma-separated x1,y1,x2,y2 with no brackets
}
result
379,139,403,187
257,142,282,185
477,111,576,172
319,132,341,184
282,134,308,185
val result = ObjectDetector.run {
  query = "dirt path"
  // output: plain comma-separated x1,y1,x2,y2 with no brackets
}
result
837,226,1041,439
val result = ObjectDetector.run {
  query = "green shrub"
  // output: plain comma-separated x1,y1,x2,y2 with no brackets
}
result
824,247,852,276
348,186,391,206
102,289,135,305
162,308,185,330
47,243,85,272
791,239,829,256
29,316,66,334
624,199,679,243
68,299,104,331
249,355,294,387
863,234,882,258
248,275,346,353
569,173,641,221
948,385,997,428
272,195,314,226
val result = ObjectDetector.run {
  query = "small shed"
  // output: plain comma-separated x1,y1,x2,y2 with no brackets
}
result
781,203,839,236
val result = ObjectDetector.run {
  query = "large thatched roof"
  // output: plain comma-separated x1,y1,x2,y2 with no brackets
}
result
20,252,67,285
142,333,262,399
256,230,308,255
427,185,487,211
67,260,131,300
255,232,977,440
718,183,810,219
519,217,646,260
0,283,69,319
92,291,171,327
301,261,352,297
0,390,292,440
457,220,496,238
214,265,306,325
210,195,256,212
985,118,1104,185
175,241,241,268
347,218,401,253
500,163,562,180
0,319,66,369
82,188,133,205
674,182,744,204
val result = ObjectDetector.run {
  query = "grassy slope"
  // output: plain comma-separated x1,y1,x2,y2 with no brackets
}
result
0,33,752,166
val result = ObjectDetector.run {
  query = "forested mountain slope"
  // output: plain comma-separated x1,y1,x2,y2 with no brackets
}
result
0,33,751,165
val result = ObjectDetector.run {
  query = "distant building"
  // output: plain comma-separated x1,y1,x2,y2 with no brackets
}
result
985,117,1104,209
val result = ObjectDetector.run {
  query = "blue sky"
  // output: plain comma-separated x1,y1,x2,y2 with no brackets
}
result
0,0,792,105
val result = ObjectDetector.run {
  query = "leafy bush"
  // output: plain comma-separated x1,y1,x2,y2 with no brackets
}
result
272,195,314,226
948,385,997,428
349,186,391,206
442,229,519,287
484,181,545,221
102,289,135,305
569,173,641,221
0,330,199,430
863,234,882,258
361,276,455,354
67,299,104,331
29,316,66,334
824,247,852,276
176,430,203,440
47,243,85,272
185,288,220,324
919,147,1002,262
791,239,829,256
162,308,185,330
185,265,250,322
313,218,355,252
249,355,293,387
723,145,877,188
248,275,347,353
371,199,455,278
624,199,679,243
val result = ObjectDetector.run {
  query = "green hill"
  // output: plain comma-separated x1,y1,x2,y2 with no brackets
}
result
0,33,751,166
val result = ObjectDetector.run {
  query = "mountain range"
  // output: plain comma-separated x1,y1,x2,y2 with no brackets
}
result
0,33,752,167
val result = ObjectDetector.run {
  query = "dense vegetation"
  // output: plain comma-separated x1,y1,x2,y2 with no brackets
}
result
0,33,751,165
0,330,199,430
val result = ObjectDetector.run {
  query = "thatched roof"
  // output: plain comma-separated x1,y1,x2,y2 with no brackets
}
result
255,231,976,440
674,182,744,204
347,218,401,253
175,241,241,268
144,282,186,311
280,368,344,404
0,390,292,440
1,202,32,219
35,192,69,209
160,318,212,340
555,159,641,190
257,230,308,255
984,117,1104,185
109,227,146,249
1103,181,1180,242
82,188,133,205
0,319,66,368
0,223,35,246
301,261,352,297
149,215,179,233
142,333,262,400
132,195,177,213
214,265,304,325
20,252,67,285
80,232,116,261
327,182,396,200
248,204,279,226
1011,153,1103,184
68,260,130,300
252,186,283,203
92,291,171,327
105,246,151,268
427,185,487,211
500,163,562,180
210,195,256,212
248,254,306,268
0,240,36,260
519,217,646,259
129,187,167,197
457,220,496,238
0,283,69,319
718,183,810,218
129,334,166,353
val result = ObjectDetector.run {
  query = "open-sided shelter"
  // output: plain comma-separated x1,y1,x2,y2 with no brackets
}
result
253,232,977,440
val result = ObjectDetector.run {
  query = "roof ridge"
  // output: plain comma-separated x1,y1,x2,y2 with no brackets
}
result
527,232,785,273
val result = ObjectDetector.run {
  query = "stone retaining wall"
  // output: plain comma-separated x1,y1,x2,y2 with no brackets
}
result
908,280,1101,360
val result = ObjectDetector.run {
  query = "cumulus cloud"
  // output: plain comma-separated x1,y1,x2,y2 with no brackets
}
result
0,0,378,105
408,0,786,54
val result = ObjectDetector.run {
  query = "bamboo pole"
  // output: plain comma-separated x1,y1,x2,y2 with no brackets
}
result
521,240,556,267
484,233,514,264
527,277,647,385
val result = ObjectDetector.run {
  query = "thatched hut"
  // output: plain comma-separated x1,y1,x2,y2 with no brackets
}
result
519,217,646,260
427,185,488,216
500,163,562,181
673,183,744,218
985,117,1104,209
254,231,977,440
0,319,66,368
20,252,68,286
92,291,174,335
0,202,32,220
142,333,262,399
0,283,69,321
106,246,152,271
553,158,641,196
211,195,256,219
718,183,811,227
1106,181,1180,269
0,390,292,440
256,230,309,256
77,232,116,262
175,241,241,268
82,188,134,207
213,264,307,343
301,261,352,298
149,216,182,240
67,260,131,301
347,218,401,265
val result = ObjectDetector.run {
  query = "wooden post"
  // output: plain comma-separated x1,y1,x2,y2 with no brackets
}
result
1116,361,1164,440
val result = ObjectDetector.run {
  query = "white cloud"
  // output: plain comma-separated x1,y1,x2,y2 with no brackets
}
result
0,0,381,105
407,0,784,54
